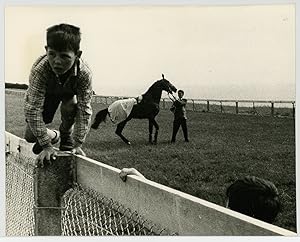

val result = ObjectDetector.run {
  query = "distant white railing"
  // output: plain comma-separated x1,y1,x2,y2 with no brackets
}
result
92,95,295,117
5,89,295,117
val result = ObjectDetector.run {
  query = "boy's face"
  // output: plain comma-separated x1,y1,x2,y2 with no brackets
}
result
178,91,184,99
46,47,80,76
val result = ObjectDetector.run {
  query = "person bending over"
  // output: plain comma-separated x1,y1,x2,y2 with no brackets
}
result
119,170,280,224
226,176,280,223
24,23,93,166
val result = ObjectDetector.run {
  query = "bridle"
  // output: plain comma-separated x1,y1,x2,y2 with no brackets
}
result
168,91,177,102
161,73,177,102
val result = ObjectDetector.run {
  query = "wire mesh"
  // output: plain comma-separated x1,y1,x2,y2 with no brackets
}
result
61,185,173,236
6,150,36,236
5,131,173,236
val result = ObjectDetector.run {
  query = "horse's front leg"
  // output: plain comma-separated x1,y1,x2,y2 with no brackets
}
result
150,118,159,145
148,120,153,144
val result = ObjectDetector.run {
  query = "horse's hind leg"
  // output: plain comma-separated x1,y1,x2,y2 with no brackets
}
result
149,121,153,144
116,120,131,145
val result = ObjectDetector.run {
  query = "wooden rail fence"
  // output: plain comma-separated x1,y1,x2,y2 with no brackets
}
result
5,89,295,117
92,95,295,118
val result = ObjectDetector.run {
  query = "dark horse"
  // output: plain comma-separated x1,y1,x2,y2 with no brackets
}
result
91,74,177,145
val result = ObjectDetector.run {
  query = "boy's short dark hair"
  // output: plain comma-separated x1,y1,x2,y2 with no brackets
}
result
178,90,184,95
46,23,81,53
226,176,280,223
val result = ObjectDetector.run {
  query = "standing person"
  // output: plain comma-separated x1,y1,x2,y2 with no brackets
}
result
170,89,189,143
24,23,93,166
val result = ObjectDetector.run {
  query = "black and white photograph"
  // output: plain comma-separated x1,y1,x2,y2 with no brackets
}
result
2,0,298,239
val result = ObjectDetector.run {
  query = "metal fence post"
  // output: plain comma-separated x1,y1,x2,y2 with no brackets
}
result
293,102,295,118
235,102,238,114
207,101,210,112
220,102,223,113
34,154,74,236
271,102,274,116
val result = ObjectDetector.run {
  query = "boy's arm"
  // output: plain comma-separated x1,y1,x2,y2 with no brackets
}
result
175,98,187,107
119,168,146,182
73,70,93,148
24,70,52,148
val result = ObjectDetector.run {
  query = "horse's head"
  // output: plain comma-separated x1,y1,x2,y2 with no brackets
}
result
159,74,177,94
142,74,177,104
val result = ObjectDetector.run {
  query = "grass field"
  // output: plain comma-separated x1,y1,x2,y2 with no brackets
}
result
5,92,296,232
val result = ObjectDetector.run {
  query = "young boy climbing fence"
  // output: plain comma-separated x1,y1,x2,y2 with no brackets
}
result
24,23,93,166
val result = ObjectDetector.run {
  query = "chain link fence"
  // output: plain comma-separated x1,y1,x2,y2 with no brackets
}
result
61,185,172,236
6,150,36,236
5,132,171,236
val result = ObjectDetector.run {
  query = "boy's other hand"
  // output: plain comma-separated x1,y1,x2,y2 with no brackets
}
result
36,146,57,168
119,168,145,182
71,146,86,156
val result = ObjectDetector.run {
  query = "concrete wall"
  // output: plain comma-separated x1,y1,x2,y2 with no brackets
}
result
5,132,297,236
75,156,296,236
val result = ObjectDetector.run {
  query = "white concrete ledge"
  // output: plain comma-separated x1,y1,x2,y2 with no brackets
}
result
5,131,297,236
75,155,296,236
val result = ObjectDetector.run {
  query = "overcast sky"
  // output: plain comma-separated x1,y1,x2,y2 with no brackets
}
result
5,4,295,100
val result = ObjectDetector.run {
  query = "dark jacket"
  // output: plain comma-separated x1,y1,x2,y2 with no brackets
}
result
171,98,187,119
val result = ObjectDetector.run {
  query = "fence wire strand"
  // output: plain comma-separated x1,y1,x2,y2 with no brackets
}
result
6,151,36,236
61,185,172,236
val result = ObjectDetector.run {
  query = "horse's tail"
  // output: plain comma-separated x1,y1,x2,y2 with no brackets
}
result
91,108,109,129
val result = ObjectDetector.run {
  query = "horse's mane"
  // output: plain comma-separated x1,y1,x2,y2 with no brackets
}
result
141,80,162,103
144,80,160,93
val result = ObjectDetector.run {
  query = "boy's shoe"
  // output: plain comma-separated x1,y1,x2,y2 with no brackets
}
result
59,135,74,151
32,130,60,155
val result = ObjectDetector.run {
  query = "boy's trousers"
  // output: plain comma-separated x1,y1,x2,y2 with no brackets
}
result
25,95,77,143
171,117,188,142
